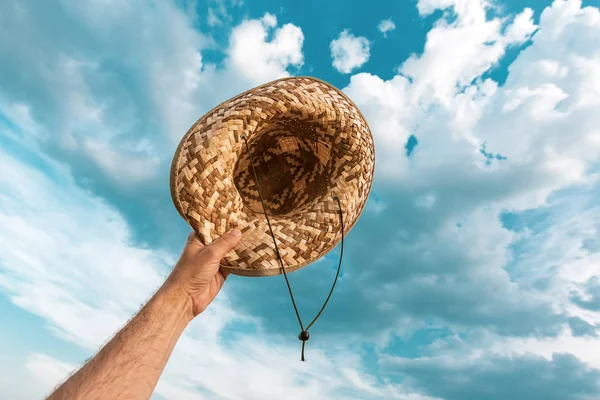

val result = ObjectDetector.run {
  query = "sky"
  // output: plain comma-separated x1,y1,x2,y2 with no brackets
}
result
1,0,600,398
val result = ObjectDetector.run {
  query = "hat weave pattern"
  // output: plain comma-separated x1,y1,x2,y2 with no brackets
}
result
170,76,375,277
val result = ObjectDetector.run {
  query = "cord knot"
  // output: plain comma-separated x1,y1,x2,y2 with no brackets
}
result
299,331,310,362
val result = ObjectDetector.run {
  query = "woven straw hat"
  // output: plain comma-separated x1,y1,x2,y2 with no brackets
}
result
170,76,375,277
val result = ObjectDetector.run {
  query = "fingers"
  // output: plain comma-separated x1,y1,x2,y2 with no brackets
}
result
203,229,242,261
220,268,231,280
181,232,205,258
185,231,204,246
216,268,230,288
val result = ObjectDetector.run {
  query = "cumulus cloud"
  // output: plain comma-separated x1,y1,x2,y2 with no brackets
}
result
383,352,600,400
26,354,76,393
378,18,396,37
504,8,538,44
330,30,371,74
0,145,169,349
227,13,303,83
573,277,600,312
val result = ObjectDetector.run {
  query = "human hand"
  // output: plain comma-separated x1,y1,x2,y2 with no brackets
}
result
164,229,242,319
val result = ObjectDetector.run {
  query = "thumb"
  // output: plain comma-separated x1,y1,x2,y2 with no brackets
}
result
204,229,242,261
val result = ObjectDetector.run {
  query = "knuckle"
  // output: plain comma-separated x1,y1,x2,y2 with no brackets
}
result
220,235,235,249
186,231,200,245
202,246,219,259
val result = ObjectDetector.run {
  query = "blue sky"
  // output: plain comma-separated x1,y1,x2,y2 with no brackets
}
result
2,0,600,398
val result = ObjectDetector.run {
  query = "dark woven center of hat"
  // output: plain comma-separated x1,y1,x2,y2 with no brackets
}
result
234,120,332,216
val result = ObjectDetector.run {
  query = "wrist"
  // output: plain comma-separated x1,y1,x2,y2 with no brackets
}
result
155,280,195,325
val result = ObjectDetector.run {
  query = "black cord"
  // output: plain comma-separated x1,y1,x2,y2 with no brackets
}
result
305,194,344,332
241,134,345,362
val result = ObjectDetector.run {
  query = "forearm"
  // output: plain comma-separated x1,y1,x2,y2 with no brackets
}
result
47,284,192,400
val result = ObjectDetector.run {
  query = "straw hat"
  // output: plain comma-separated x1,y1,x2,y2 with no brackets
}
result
170,76,375,277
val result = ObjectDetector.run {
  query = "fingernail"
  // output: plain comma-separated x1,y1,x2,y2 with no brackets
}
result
230,228,242,238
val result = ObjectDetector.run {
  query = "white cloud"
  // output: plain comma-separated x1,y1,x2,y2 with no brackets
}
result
227,13,304,83
400,0,514,104
0,358,50,400
330,30,371,74
346,0,600,208
380,343,600,400
504,8,538,44
26,354,76,394
0,146,169,349
261,12,278,28
498,332,600,371
378,18,396,37
389,181,600,383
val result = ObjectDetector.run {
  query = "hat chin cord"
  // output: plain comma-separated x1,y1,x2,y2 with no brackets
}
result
241,134,345,362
